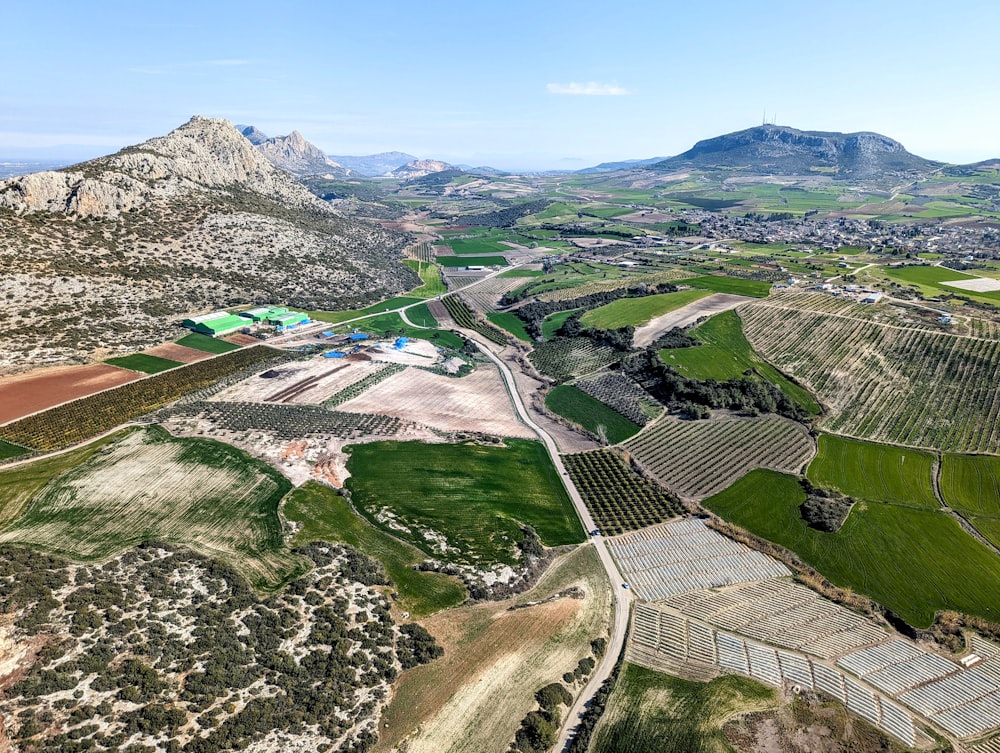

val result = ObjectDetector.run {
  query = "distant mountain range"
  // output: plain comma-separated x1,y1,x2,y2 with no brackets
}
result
328,151,417,177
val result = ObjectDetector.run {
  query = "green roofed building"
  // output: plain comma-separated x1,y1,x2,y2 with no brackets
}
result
181,311,248,336
269,311,309,327
239,305,288,323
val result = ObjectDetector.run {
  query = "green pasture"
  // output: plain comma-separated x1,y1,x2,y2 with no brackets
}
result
660,310,820,414
545,385,641,444
940,454,1000,518
345,440,584,568
580,289,710,330
807,434,938,508
404,259,447,298
705,469,1000,627
684,275,772,297
284,481,466,616
307,296,423,324
436,255,509,268
486,312,531,342
542,309,582,339
104,353,183,374
175,332,241,354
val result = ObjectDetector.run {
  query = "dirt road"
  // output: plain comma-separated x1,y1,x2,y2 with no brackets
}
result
464,332,631,753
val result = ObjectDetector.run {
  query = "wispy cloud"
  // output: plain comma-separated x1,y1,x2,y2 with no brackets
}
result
546,81,630,96
128,59,252,75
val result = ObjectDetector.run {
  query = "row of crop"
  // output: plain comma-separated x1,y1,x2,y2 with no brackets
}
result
173,401,403,440
622,415,814,499
533,269,693,303
441,294,508,345
574,373,660,426
741,300,1000,454
563,449,682,536
0,347,286,451
528,338,622,382
324,363,406,407
459,277,527,312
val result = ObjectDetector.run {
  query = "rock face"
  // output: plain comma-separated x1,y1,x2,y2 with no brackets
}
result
328,151,416,177
652,124,938,177
389,159,454,179
253,130,346,177
0,116,415,369
237,124,269,145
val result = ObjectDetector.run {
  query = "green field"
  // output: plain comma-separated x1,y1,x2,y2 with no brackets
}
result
684,275,772,297
405,303,439,328
175,332,241,354
545,385,641,444
307,296,424,324
807,434,938,508
941,454,1000,517
345,440,584,567
580,290,710,330
0,440,29,461
404,259,447,298
542,309,582,339
0,428,305,590
445,237,514,255
104,353,183,374
498,269,545,278
486,312,531,341
660,310,821,414
593,664,775,753
436,255,509,268
704,469,1000,627
337,313,464,349
882,265,1000,304
283,481,466,615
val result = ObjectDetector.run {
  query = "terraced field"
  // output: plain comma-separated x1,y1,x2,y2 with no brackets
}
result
807,434,938,508
622,413,814,499
741,293,1000,453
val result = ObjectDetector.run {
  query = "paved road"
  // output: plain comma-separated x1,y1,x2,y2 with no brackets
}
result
465,332,632,752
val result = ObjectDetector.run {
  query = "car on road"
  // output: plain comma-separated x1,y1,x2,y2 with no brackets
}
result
622,582,630,589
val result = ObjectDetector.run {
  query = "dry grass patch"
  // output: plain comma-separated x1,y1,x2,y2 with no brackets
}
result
377,545,611,753
0,427,306,589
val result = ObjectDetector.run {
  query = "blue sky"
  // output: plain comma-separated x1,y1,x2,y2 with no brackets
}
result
2,0,998,169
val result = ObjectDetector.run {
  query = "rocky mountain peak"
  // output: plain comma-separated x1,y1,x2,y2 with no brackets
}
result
253,129,344,177
389,159,454,178
0,116,328,217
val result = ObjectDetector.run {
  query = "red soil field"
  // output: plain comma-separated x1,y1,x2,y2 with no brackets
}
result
0,364,141,424
143,344,214,364
223,334,258,345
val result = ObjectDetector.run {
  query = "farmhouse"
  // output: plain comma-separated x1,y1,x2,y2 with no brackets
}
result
861,292,884,304
181,311,247,336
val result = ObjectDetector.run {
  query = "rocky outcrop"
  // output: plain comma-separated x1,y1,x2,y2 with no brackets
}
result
389,159,454,179
237,124,269,145
254,130,345,177
328,151,416,177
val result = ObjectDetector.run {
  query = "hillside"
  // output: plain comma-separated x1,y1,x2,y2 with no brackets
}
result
650,124,940,178
0,116,413,370
390,159,455,179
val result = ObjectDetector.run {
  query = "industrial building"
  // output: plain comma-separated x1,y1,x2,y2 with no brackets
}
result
181,311,248,336
237,306,309,328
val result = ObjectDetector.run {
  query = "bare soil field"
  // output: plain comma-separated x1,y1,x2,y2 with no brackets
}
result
0,364,141,424
617,210,678,223
634,293,754,346
223,333,259,345
210,358,386,404
568,237,630,249
339,365,534,438
377,546,611,753
143,343,215,363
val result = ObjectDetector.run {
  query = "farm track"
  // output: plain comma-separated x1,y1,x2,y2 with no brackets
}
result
265,364,350,403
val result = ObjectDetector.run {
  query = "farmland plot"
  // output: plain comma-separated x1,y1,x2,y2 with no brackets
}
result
528,338,622,381
339,365,532,438
460,276,528,312
574,372,661,426
0,428,305,589
741,294,1000,453
623,413,815,500
211,357,388,404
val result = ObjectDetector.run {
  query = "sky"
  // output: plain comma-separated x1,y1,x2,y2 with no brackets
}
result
2,0,998,170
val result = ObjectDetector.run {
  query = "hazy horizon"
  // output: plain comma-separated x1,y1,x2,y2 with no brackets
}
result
3,0,998,170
